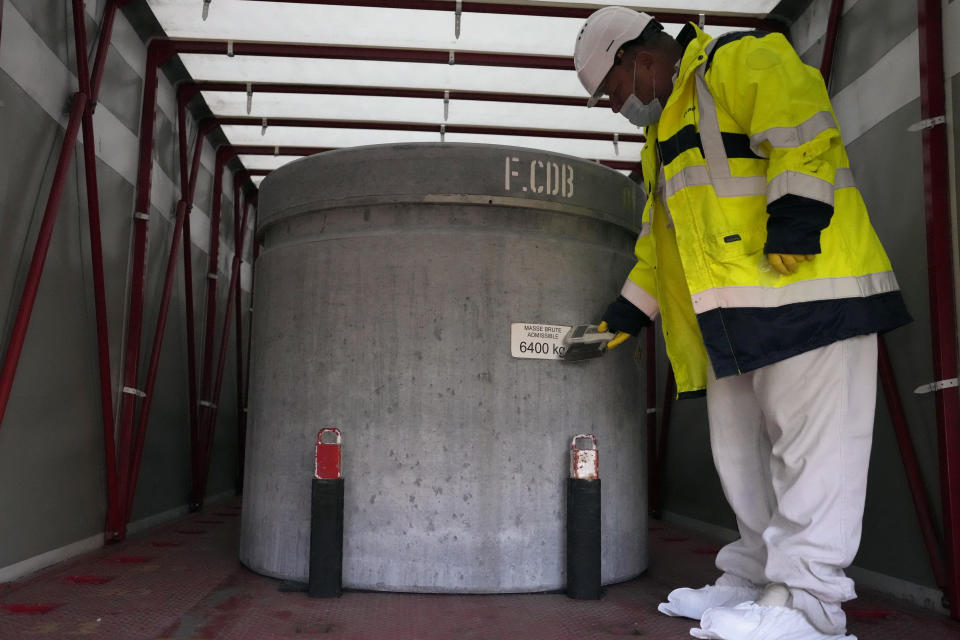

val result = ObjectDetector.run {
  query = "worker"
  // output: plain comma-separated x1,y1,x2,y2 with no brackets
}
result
573,7,911,640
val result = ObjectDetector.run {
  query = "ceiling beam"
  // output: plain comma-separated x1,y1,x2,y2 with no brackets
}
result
184,81,610,109
240,0,787,30
235,150,639,175
208,115,645,143
156,39,572,70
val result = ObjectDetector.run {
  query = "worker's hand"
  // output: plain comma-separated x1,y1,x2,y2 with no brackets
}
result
599,295,650,350
597,321,632,350
768,253,816,276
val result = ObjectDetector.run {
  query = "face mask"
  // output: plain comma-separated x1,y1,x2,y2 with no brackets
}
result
620,60,662,127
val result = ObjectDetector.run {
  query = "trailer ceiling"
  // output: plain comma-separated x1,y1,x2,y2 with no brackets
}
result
143,0,791,184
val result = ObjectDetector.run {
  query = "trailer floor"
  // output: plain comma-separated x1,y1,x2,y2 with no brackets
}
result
1,500,957,639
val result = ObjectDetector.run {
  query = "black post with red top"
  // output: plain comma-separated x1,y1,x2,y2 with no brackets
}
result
310,428,344,598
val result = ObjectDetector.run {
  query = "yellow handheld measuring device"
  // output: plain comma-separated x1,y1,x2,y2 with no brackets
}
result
561,324,615,362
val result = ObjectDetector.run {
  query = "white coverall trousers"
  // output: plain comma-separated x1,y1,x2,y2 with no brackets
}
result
705,333,878,636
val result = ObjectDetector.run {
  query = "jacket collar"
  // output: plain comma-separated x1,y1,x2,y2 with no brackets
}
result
674,23,714,87
676,22,699,52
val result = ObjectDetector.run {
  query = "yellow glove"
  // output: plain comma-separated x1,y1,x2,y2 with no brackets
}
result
597,321,632,350
768,253,816,276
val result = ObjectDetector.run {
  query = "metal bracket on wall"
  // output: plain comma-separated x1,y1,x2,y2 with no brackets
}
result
455,0,462,39
908,115,946,132
199,400,218,409
914,378,959,394
134,211,150,221
121,386,147,398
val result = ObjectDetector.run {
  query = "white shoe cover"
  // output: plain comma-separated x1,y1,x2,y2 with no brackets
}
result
689,603,857,640
657,584,763,620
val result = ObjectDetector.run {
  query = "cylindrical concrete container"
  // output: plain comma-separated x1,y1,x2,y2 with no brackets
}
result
240,142,647,593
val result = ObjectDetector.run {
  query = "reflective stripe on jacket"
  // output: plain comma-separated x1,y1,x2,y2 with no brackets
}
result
622,24,911,396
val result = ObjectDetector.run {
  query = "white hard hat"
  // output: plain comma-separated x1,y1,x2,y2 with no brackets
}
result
574,6,655,107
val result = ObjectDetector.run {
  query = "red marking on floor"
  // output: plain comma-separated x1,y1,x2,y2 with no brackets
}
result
1,502,956,640
106,556,152,564
63,575,113,584
1,603,59,614
151,541,183,547
176,529,207,535
848,609,895,620
662,536,689,542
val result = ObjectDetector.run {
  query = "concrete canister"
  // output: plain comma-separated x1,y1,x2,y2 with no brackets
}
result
240,142,647,592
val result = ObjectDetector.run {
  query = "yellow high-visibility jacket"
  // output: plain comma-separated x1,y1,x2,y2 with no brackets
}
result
623,24,910,396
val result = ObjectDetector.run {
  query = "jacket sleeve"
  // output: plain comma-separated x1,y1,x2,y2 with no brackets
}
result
706,32,843,255
622,210,660,322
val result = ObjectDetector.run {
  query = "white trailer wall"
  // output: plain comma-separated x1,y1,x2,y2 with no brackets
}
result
0,0,249,580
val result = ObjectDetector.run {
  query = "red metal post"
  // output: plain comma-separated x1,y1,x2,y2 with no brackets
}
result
878,339,948,590
818,0,844,87
115,41,170,530
123,198,189,517
88,1,121,111
239,205,260,492
817,0,949,601
645,327,659,517
182,122,217,508
72,0,123,540
233,184,247,491
177,88,202,501
917,0,960,617
0,94,87,429
197,186,253,505
191,148,229,508
651,366,676,517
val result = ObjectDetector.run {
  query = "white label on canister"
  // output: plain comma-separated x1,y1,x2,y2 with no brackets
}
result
510,323,571,360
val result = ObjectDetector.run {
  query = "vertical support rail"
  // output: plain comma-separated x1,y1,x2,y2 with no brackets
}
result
0,94,87,429
72,0,122,540
191,149,228,508
115,41,165,530
818,0,843,86
239,210,259,492
917,0,960,617
651,365,675,517
88,1,123,112
818,0,949,603
878,340,948,590
233,184,247,492
177,87,201,503
197,185,252,504
123,199,189,517
816,0,951,602
645,326,659,517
